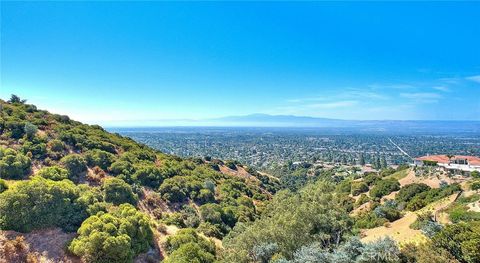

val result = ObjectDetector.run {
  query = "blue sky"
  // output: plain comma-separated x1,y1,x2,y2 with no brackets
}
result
1,2,479,125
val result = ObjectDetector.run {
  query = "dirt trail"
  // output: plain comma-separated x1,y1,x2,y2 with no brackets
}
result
361,193,459,244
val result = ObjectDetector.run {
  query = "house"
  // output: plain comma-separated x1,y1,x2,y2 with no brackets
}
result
414,155,480,176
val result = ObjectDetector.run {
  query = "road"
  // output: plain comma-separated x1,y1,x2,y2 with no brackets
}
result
388,137,413,160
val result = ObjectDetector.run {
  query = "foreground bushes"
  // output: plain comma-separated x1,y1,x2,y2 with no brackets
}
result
0,148,31,179
69,204,153,263
164,228,216,263
0,177,99,232
223,181,353,261
36,166,69,181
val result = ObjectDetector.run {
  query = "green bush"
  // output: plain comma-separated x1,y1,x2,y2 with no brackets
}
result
48,139,65,152
21,141,47,159
165,228,216,255
432,222,480,262
0,177,97,232
61,154,87,180
103,178,138,205
109,160,134,175
37,166,69,181
370,179,400,199
85,149,115,170
164,242,216,263
0,148,31,179
5,120,25,139
351,182,369,196
396,183,431,203
0,179,8,193
355,194,370,208
69,204,153,263
132,165,164,188
471,181,480,191
197,222,223,238
472,171,480,179
24,122,38,139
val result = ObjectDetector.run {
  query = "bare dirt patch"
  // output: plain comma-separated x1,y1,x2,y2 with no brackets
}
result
361,193,459,244
0,228,79,263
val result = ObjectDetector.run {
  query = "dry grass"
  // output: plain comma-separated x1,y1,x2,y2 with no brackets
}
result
361,193,459,245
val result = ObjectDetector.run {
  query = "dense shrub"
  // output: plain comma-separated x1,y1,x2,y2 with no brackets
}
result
60,154,87,179
355,194,370,208
223,181,353,260
432,222,480,263
471,181,480,191
48,139,66,152
164,228,216,263
69,204,153,263
36,166,69,181
369,179,400,198
21,141,47,159
0,177,98,232
24,122,37,139
164,242,215,263
0,179,7,193
0,148,31,179
132,165,164,188
103,178,138,205
108,160,134,175
351,182,369,196
405,184,461,211
5,120,25,139
85,149,115,170
395,183,431,203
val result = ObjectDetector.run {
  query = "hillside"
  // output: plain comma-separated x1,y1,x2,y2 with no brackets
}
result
0,97,278,262
1,96,480,263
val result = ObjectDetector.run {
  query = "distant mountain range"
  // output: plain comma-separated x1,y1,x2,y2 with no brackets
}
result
106,113,480,134
208,114,344,126
205,114,480,133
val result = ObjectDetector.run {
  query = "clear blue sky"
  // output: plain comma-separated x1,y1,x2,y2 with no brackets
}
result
1,2,479,125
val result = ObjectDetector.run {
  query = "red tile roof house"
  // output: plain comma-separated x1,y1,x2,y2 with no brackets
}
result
414,155,480,176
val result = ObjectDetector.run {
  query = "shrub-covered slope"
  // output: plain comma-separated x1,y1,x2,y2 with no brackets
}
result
0,97,278,262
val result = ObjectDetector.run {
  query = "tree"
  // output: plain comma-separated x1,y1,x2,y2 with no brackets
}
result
68,204,153,263
223,181,353,260
359,154,366,166
103,178,138,205
8,94,26,104
432,222,480,262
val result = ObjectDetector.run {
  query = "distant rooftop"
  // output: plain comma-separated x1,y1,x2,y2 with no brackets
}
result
415,155,480,165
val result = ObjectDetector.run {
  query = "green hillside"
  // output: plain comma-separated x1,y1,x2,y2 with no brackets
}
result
0,96,278,262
